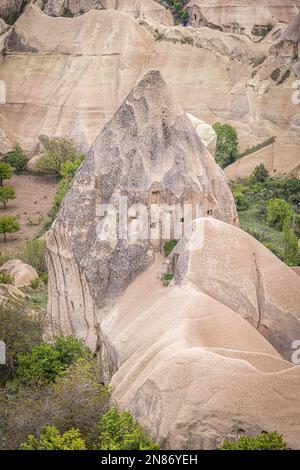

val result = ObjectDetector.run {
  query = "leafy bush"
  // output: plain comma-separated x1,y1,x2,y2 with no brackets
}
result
30,278,40,290
15,336,91,386
213,122,239,168
0,162,13,186
267,198,292,230
0,359,110,449
59,158,83,178
4,144,27,173
283,218,298,266
251,164,269,183
0,186,16,209
33,137,83,176
162,273,174,283
163,239,177,256
233,191,249,211
218,432,288,450
20,239,47,276
0,272,14,285
0,215,20,242
263,242,284,260
21,426,86,450
97,406,160,450
0,302,43,384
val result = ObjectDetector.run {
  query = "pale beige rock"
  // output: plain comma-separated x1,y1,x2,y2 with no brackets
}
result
0,283,25,302
186,113,216,156
0,259,38,287
186,0,299,38
0,0,23,23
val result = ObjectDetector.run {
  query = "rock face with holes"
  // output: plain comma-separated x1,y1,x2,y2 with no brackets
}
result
45,69,238,353
0,0,23,23
186,0,299,38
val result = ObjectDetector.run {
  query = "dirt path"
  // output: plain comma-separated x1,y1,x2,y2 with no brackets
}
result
0,174,57,255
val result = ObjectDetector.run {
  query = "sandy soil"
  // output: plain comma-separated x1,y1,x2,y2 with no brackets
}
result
0,174,57,255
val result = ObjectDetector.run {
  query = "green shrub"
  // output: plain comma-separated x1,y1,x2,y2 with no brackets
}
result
251,164,269,183
20,239,47,276
21,426,86,450
213,122,239,168
33,137,83,177
0,186,16,209
4,144,27,173
0,271,14,284
162,273,174,283
263,242,284,260
283,217,298,266
233,191,249,211
15,336,91,387
218,432,288,450
30,278,40,290
0,302,43,384
59,158,83,179
163,239,177,256
267,198,292,230
0,215,20,242
97,406,160,450
0,162,13,186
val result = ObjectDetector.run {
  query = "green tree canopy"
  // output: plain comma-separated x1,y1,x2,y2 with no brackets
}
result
0,186,16,209
33,137,84,176
218,432,288,450
5,143,27,173
213,122,239,168
0,215,20,242
267,198,292,229
0,162,13,187
251,164,269,183
21,426,86,450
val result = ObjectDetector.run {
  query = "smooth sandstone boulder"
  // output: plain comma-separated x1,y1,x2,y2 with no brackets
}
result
0,259,38,287
101,219,300,449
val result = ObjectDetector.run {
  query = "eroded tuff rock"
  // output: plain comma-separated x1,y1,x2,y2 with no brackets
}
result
0,5,299,176
46,69,238,352
102,218,300,449
42,0,173,25
186,0,299,38
0,259,38,287
0,0,23,23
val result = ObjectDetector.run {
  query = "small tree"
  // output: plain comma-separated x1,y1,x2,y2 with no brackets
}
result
267,198,292,230
0,162,13,187
33,137,83,176
251,164,269,183
5,144,27,173
213,122,239,169
0,215,20,242
0,186,16,209
20,426,86,450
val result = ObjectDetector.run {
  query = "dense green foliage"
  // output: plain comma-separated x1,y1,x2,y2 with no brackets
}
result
0,215,20,242
33,137,83,176
0,302,43,385
21,426,86,450
163,239,177,256
0,186,16,209
0,162,13,187
232,175,300,266
218,432,288,450
250,164,269,183
4,144,27,173
20,239,47,276
15,336,90,387
213,122,239,168
97,406,160,450
0,272,14,285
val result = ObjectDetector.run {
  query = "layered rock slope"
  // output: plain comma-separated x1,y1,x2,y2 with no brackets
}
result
0,5,299,176
46,71,300,449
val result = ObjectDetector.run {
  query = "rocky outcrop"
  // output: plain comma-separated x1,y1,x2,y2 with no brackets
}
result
0,259,38,287
42,0,173,25
271,12,300,59
46,69,238,352
187,113,216,156
0,5,299,176
186,0,299,39
0,0,23,23
102,218,300,449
